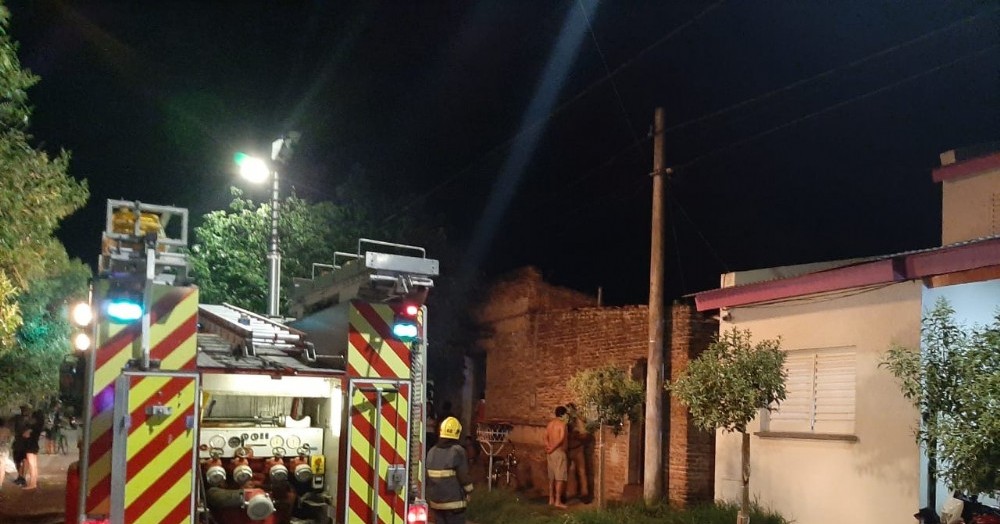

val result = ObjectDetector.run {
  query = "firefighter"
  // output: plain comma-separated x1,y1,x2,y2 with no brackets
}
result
426,416,473,524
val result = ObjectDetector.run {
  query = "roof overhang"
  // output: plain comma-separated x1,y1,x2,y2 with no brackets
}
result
695,259,904,311
932,151,1000,183
695,237,1000,311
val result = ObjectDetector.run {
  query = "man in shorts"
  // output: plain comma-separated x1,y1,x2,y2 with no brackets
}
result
544,405,569,508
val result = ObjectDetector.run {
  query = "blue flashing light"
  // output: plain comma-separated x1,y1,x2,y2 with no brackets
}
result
391,321,419,341
106,299,143,322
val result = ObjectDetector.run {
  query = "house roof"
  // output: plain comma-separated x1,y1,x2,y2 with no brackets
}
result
694,235,1000,311
933,150,1000,183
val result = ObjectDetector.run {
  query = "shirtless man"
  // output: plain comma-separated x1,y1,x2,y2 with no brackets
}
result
544,405,569,508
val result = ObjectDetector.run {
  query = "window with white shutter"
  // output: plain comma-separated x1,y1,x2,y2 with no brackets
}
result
766,347,856,435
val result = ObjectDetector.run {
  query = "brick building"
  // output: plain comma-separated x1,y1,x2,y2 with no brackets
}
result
475,267,717,505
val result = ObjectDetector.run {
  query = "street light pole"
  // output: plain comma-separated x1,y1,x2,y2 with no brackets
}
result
266,166,281,318
235,133,298,319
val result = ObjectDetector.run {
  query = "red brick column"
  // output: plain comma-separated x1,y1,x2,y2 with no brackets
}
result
667,300,717,506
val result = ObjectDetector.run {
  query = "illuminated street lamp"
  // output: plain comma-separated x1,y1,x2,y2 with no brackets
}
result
233,134,298,318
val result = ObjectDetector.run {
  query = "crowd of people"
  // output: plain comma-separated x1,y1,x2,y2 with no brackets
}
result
0,401,72,491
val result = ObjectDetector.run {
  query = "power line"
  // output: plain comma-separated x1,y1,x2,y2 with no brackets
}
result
666,185,730,273
382,0,726,223
661,8,997,135
666,194,688,293
675,43,999,171
578,0,641,145
538,9,998,198
519,33,998,282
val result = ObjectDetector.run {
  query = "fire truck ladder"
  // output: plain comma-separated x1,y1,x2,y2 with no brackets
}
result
198,302,316,361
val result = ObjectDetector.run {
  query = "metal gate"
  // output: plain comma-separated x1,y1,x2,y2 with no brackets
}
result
109,371,200,524
344,379,411,524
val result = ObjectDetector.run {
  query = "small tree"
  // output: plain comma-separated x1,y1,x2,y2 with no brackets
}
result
568,365,644,435
882,298,1000,499
671,328,786,524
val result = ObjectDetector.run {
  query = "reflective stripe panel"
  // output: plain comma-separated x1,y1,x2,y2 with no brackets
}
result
346,381,410,524
123,376,197,522
347,302,413,379
85,284,198,517
427,469,456,478
428,500,467,510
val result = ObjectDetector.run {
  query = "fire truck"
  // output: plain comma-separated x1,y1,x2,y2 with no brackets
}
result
71,199,437,524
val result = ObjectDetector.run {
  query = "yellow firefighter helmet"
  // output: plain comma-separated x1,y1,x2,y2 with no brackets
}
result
440,417,462,440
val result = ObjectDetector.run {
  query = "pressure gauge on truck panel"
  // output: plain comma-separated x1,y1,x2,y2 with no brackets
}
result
208,435,226,449
286,435,301,449
270,435,284,448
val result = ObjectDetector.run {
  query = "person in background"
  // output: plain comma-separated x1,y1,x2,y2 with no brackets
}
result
426,401,439,448
544,405,569,508
42,406,55,454
50,404,67,455
21,411,44,489
11,404,30,486
565,403,592,502
473,392,486,429
468,392,486,464
426,417,473,524
440,400,455,421
0,417,13,488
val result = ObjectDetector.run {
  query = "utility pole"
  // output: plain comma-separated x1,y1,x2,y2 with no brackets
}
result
644,107,666,503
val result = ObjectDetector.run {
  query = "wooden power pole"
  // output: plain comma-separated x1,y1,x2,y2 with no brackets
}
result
644,106,667,503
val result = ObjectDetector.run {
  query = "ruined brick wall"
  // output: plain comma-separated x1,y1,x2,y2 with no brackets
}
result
477,269,718,503
485,306,649,424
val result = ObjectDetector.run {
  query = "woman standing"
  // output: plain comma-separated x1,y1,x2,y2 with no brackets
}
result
21,411,43,489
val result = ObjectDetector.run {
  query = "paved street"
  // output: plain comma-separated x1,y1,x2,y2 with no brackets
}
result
0,429,80,524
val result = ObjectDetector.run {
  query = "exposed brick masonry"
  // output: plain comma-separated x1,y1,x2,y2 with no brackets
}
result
668,301,717,506
477,267,716,504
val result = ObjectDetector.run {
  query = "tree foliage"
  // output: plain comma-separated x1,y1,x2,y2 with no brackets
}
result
191,187,424,312
882,298,1000,497
0,252,90,410
189,184,478,392
671,327,785,523
0,3,90,408
568,365,644,435
671,328,786,433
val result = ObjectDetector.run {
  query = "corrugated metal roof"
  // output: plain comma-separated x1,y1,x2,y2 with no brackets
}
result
693,235,1000,310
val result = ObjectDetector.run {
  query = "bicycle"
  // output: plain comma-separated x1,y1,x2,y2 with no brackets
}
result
488,441,518,490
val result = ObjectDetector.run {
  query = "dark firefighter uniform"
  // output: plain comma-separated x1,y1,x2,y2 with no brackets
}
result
426,417,473,524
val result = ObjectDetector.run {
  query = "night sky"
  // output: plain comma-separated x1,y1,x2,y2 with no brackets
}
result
7,1,1000,305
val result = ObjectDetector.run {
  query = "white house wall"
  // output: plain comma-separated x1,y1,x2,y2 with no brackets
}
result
715,281,923,524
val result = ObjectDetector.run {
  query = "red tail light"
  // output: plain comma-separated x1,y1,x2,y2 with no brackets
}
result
407,502,428,523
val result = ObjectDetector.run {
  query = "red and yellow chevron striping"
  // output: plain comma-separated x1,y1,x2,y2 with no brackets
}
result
347,382,410,524
347,301,414,379
117,373,198,524
84,284,198,516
